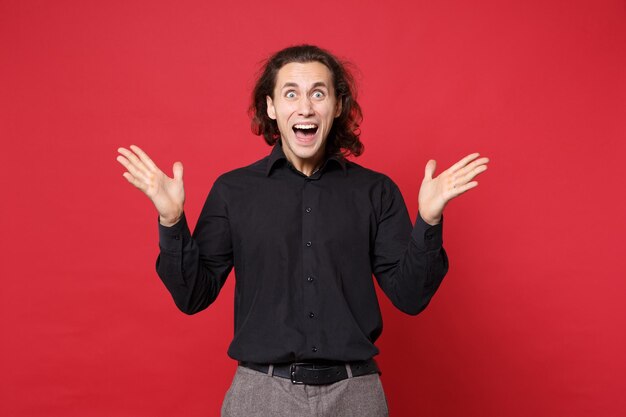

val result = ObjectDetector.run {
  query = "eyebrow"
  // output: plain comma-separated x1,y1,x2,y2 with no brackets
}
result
281,81,329,90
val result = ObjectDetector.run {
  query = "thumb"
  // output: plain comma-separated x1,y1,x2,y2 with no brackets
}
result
172,161,184,181
424,159,436,180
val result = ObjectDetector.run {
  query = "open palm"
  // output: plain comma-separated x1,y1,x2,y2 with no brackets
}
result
418,153,489,225
116,145,185,226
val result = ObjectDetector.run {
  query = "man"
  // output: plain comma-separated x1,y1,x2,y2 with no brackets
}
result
116,45,488,416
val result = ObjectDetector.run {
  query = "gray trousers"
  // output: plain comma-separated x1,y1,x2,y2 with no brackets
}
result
221,365,389,417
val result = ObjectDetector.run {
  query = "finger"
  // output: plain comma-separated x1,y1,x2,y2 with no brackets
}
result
453,157,489,180
118,147,151,176
456,163,488,185
172,161,184,181
129,144,159,172
424,160,436,180
117,147,151,178
449,153,481,174
121,172,144,190
121,171,149,192
116,155,150,183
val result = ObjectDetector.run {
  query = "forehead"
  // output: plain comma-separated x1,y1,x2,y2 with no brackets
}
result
274,61,334,90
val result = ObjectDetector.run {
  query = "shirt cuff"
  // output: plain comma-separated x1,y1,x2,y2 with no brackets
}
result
411,212,444,251
158,212,191,252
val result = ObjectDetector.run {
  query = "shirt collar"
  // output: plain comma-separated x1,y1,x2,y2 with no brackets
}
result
265,141,347,176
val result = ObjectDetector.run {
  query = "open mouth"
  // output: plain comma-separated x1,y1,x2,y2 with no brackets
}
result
293,124,318,140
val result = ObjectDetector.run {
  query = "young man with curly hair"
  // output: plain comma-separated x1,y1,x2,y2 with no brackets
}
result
116,45,489,416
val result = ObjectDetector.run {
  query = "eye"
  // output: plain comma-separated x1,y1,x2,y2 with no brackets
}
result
285,91,297,99
312,90,325,99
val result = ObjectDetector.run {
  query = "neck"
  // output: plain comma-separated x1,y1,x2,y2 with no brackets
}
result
280,140,326,177
286,154,323,177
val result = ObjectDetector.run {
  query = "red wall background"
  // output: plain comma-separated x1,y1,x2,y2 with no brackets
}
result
1,0,625,416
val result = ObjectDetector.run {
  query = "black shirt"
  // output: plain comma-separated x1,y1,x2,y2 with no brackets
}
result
156,143,448,363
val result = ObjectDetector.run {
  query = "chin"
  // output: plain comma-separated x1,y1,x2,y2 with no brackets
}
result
300,145,325,158
288,137,321,154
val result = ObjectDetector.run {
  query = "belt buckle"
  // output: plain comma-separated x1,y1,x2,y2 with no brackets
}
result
290,362,309,384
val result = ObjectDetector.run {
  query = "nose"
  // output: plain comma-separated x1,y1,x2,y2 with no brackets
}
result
297,97,314,116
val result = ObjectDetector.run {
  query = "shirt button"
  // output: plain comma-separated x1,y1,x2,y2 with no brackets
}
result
311,346,318,353
306,241,312,247
174,235,180,240
305,207,312,213
309,312,315,318
307,276,314,282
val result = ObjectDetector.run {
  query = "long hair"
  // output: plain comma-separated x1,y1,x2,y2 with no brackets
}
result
249,45,364,158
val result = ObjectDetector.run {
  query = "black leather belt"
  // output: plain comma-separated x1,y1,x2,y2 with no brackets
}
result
239,358,379,385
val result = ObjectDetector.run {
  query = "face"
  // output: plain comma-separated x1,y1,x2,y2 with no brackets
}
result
266,61,342,171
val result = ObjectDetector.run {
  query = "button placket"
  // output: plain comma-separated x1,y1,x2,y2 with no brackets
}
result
301,180,321,353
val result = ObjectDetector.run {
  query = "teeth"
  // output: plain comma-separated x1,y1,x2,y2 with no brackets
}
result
294,124,317,129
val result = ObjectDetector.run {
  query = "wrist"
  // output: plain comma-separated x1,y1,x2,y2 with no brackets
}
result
159,213,182,227
419,210,441,226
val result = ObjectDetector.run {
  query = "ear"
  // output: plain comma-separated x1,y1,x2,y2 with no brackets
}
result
266,95,276,120
334,96,343,118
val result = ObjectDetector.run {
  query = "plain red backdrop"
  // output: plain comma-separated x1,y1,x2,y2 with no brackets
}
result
1,0,625,416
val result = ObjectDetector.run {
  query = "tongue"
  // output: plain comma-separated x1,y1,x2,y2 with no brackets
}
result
295,129,316,139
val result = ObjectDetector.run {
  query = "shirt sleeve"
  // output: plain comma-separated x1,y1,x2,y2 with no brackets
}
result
155,179,233,314
371,177,449,315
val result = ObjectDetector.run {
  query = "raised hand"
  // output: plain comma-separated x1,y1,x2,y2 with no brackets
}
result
418,153,489,225
116,145,185,226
